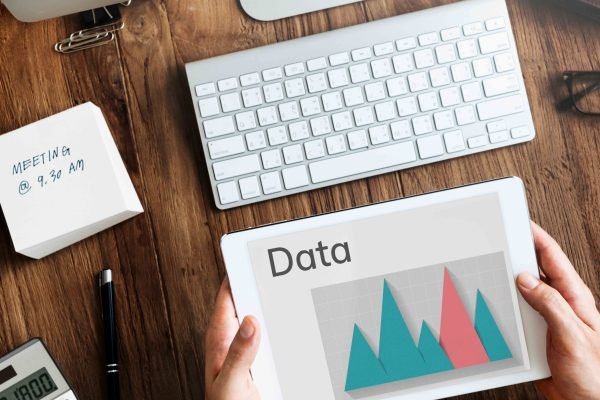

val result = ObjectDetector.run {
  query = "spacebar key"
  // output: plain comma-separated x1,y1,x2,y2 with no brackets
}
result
309,142,417,184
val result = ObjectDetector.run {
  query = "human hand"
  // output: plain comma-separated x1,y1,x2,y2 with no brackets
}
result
205,279,261,400
516,223,600,400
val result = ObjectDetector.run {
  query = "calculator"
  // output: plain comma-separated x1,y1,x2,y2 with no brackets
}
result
0,339,77,400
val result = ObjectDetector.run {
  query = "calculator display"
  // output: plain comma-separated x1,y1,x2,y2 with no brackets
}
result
0,368,58,400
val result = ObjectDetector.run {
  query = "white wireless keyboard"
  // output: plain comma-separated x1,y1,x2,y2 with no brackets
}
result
186,0,535,209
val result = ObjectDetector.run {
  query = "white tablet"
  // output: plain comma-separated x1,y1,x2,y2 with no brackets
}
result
222,177,550,400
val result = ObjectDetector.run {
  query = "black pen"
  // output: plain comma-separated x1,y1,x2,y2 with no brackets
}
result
99,268,120,400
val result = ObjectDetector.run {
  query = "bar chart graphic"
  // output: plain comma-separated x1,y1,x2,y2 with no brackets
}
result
312,253,526,399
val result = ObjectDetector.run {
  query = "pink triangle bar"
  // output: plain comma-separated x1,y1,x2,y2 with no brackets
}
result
439,268,490,368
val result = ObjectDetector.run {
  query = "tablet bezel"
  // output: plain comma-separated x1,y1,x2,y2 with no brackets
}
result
221,177,550,400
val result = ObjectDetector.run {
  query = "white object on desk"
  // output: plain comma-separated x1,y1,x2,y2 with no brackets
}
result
0,102,143,259
240,0,363,21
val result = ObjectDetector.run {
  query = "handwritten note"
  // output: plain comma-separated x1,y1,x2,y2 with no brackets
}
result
0,102,143,259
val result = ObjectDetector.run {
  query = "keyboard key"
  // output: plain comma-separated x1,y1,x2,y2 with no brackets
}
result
390,120,412,140
443,130,466,153
343,87,365,107
198,97,220,117
282,165,310,189
245,130,267,150
261,149,283,169
325,134,348,154
463,22,483,36
417,135,444,158
300,97,322,116
418,32,439,46
468,135,487,148
414,49,435,69
473,57,494,77
257,107,278,126
208,135,245,159
353,106,375,126
511,126,530,138
386,77,408,97
485,17,506,31
494,53,515,72
483,73,519,97
347,130,369,149
218,77,238,91
322,92,343,112
213,154,260,180
479,32,510,54
396,37,417,51
262,67,283,81
429,67,451,88
441,27,461,41
260,172,282,194
371,58,393,78
487,120,506,133
455,105,476,125
307,73,328,93
329,52,350,66
440,87,461,107
304,139,326,159
351,47,372,61
220,93,242,113
285,62,305,76
267,126,288,145
374,42,394,56
369,125,390,145
457,39,478,59
489,130,509,143
284,78,306,98
417,92,440,112
235,111,258,131
349,63,371,83
392,53,414,74
332,111,353,131
396,97,419,116
307,57,327,71
217,181,239,204
310,116,332,136
408,72,429,92
283,144,304,164
239,176,261,199
196,82,216,97
278,101,300,121
289,121,310,141
242,87,263,107
328,68,349,88
451,62,472,82
433,110,455,130
375,101,396,121
240,72,261,87
412,115,433,135
309,141,417,183
477,95,524,120
263,83,284,103
204,116,235,138
435,44,457,64
461,82,482,102
365,82,386,102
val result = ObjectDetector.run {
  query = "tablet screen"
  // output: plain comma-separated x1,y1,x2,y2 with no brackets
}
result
245,193,530,399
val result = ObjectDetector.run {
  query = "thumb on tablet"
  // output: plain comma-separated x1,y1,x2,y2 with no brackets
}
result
220,316,261,383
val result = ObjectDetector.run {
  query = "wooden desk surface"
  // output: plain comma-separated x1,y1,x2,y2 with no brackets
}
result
0,0,598,399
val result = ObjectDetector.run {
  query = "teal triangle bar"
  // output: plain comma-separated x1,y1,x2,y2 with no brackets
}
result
474,290,513,361
417,321,455,373
345,324,390,391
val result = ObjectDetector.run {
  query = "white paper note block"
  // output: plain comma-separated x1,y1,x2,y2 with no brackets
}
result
0,102,144,259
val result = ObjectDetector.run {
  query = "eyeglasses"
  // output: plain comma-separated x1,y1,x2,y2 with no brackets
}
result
558,71,600,116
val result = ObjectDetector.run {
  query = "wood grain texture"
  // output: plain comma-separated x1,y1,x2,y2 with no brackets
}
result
0,0,598,399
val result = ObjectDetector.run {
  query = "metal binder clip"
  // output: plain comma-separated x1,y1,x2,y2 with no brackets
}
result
54,2,131,54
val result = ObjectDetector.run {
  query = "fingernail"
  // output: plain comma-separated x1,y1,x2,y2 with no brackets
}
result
517,272,540,290
240,317,255,339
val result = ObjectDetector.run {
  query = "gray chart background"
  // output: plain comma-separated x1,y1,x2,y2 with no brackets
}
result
311,252,526,400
